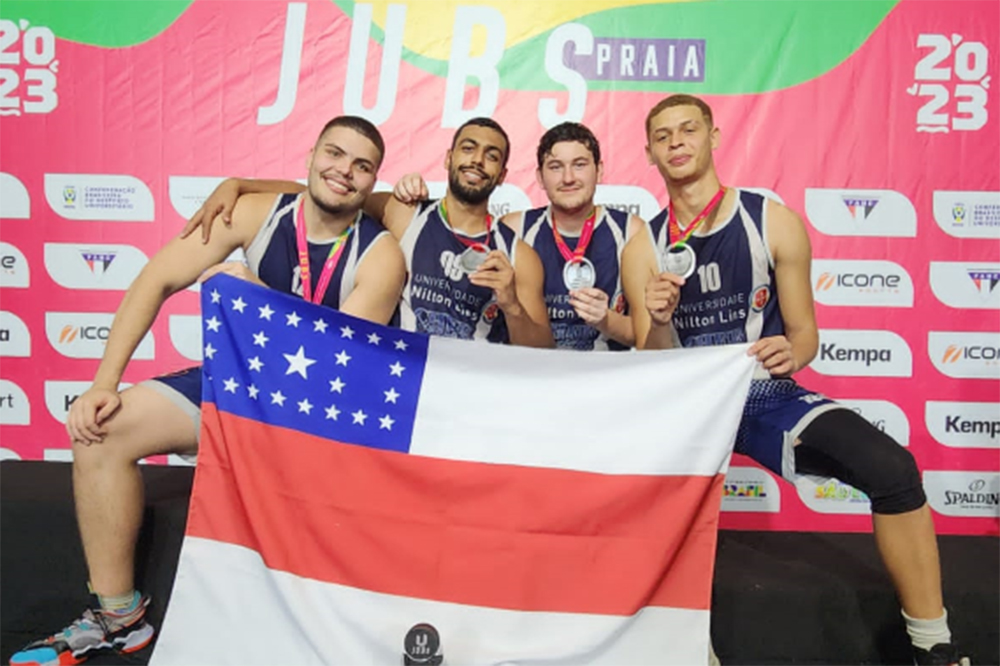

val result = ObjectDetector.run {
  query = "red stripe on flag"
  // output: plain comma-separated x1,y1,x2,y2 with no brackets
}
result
187,404,724,615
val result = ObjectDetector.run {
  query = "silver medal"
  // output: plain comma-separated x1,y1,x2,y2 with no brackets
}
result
563,257,597,291
458,245,489,274
660,241,696,279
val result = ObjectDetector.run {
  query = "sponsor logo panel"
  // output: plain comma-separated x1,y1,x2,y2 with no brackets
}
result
812,259,913,307
928,331,1000,380
720,466,781,513
929,262,1000,309
170,315,203,361
0,311,31,357
837,399,910,446
168,176,228,220
796,476,871,515
595,184,661,222
811,329,913,377
44,174,154,222
44,243,149,291
0,173,31,219
45,381,131,424
925,471,999,518
45,312,155,360
0,379,30,425
933,191,1000,239
804,188,916,237
0,242,30,288
925,401,1000,449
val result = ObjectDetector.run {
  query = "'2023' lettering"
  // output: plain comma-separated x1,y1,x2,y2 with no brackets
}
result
909,33,989,133
0,19,58,115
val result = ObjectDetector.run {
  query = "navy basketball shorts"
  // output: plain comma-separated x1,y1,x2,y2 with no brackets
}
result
141,365,202,437
734,378,847,482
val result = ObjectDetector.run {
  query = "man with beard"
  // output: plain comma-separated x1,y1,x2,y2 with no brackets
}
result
394,122,643,350
622,94,968,666
10,116,406,666
189,118,553,347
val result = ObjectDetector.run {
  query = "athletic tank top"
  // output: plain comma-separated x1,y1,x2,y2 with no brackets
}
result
520,206,630,351
398,199,518,341
646,189,784,348
244,192,388,310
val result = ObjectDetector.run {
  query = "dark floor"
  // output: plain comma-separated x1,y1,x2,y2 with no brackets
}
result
2,460,997,665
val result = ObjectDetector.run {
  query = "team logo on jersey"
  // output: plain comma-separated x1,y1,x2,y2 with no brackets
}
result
483,302,500,323
841,196,879,222
751,285,770,311
612,293,626,314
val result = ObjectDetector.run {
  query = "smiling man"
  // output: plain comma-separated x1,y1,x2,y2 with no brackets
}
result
192,118,553,348
9,116,406,666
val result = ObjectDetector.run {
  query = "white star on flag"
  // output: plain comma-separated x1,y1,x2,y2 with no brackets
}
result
329,377,345,393
313,319,328,333
325,404,340,420
223,377,239,393
258,304,274,320
340,325,354,339
389,361,405,377
379,414,394,430
368,332,381,345
352,409,368,425
231,297,247,313
283,346,317,378
270,391,286,406
247,385,259,399
335,350,351,366
206,316,221,332
210,289,221,304
248,356,264,372
394,339,408,351
384,388,400,404
286,312,301,327
297,399,313,415
204,343,217,360
253,331,269,347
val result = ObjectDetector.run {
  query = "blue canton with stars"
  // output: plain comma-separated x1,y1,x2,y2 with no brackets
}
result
200,274,428,452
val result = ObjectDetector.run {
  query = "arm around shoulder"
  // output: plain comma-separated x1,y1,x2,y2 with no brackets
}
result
339,233,406,326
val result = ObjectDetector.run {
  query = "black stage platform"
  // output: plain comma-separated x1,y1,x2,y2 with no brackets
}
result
2,461,997,665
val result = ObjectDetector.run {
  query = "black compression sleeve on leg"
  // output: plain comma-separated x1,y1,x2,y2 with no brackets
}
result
794,409,927,515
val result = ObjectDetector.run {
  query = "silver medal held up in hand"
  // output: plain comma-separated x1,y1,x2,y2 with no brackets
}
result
458,245,489,274
660,241,696,279
563,256,597,290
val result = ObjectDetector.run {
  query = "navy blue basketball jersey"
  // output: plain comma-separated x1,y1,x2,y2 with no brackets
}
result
647,189,784,349
245,192,389,310
520,206,630,351
398,199,518,341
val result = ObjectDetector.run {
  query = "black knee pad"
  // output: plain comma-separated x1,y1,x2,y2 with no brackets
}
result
795,409,926,515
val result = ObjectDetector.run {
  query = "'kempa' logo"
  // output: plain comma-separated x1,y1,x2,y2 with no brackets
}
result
926,401,1000,449
0,311,31,357
812,330,912,377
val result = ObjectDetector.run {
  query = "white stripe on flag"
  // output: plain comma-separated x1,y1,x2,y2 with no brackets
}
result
152,538,711,666
412,340,755,476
